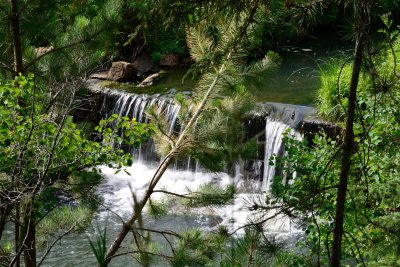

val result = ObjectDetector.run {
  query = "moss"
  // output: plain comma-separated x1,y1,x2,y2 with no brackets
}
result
99,68,197,95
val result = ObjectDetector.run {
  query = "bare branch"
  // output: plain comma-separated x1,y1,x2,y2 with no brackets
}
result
0,60,15,75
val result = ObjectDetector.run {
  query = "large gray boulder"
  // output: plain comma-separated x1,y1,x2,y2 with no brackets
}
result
107,61,137,81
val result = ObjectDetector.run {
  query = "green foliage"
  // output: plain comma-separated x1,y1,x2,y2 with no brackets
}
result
317,15,400,122
317,59,352,121
0,241,12,266
0,75,149,177
166,225,306,267
0,75,152,261
88,225,108,267
0,0,123,81
267,33,400,266
180,183,236,208
151,18,279,176
147,198,168,218
37,206,92,236
35,170,103,242
170,229,227,267
147,27,188,62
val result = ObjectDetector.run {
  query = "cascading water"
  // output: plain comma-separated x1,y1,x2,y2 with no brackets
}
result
35,86,305,266
263,118,302,192
101,91,181,162
101,90,303,187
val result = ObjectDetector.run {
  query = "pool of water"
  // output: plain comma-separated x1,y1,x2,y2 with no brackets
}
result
102,31,352,106
27,163,297,266
2,32,353,266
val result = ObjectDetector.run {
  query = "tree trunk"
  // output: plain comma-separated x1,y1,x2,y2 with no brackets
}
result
10,0,24,74
22,204,36,267
104,59,228,265
331,36,363,267
15,203,21,267
104,155,174,265
0,204,12,241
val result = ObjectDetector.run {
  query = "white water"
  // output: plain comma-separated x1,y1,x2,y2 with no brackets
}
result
102,92,181,163
98,163,249,230
27,91,305,266
110,93,180,135
263,118,302,192
97,162,299,236
98,92,301,242
104,92,305,194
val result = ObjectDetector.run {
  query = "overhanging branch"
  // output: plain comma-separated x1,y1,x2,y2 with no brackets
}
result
23,29,103,72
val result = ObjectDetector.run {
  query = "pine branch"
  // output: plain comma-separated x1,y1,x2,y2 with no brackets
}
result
0,60,14,75
23,30,103,72
152,190,195,199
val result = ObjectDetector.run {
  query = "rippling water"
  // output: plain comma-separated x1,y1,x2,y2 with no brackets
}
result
35,162,299,266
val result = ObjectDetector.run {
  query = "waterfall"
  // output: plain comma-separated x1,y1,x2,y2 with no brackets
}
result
263,118,302,192
109,93,180,133
100,90,304,184
102,92,180,162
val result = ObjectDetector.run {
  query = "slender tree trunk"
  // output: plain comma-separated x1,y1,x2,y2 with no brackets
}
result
104,58,229,265
22,203,36,267
14,203,21,267
0,209,6,241
10,0,24,250
331,35,363,267
10,0,23,74
104,155,173,265
0,204,12,241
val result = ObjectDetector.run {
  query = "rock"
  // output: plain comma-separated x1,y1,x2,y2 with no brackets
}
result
137,73,160,87
89,71,109,80
107,61,137,82
159,53,179,67
131,51,154,76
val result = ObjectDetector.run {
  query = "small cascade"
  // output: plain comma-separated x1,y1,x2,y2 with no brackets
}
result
109,93,180,133
99,89,306,182
101,92,180,162
263,118,302,191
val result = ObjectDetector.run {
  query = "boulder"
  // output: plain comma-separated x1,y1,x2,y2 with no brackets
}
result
138,73,160,87
159,53,179,67
131,51,154,76
107,61,137,82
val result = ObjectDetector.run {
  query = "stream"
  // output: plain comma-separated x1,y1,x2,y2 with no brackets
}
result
2,32,352,266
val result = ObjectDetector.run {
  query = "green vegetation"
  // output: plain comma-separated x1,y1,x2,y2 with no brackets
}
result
267,22,400,267
317,31,400,122
0,75,152,265
0,0,400,266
